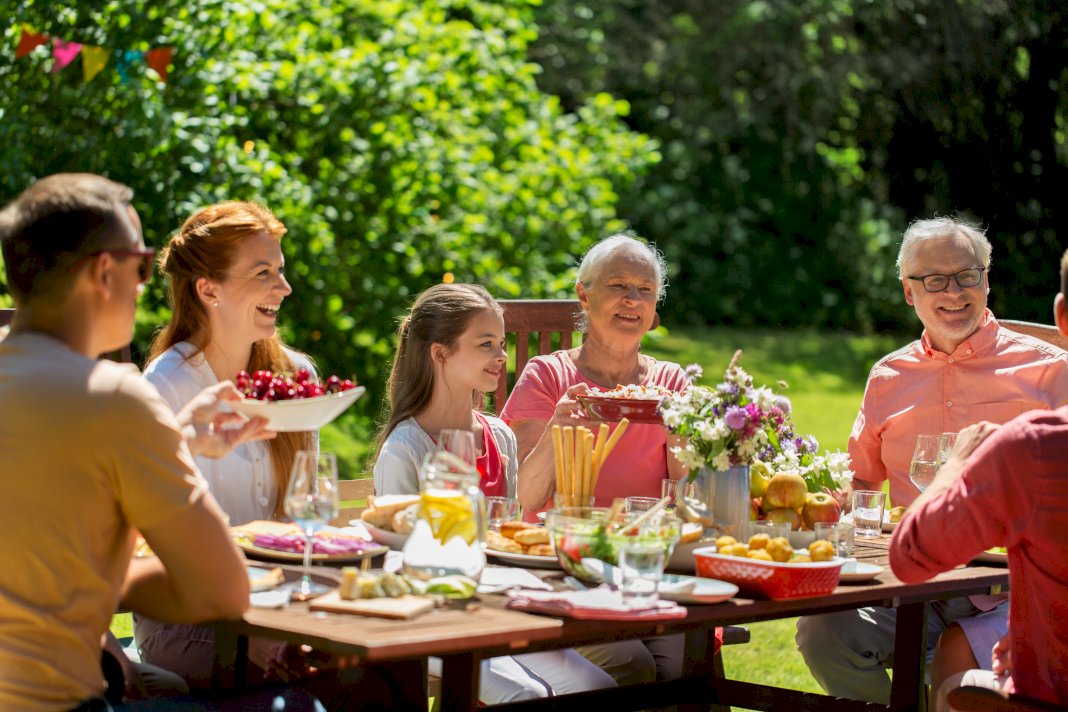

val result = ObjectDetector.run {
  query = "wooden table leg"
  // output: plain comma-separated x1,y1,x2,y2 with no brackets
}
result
440,651,480,712
679,628,722,712
890,601,929,712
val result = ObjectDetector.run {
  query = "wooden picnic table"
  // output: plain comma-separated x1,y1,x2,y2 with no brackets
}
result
213,534,1008,712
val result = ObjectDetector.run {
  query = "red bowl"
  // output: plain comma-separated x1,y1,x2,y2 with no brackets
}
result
577,395,663,424
692,547,843,599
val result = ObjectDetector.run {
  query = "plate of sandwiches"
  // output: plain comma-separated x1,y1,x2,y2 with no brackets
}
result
485,521,560,569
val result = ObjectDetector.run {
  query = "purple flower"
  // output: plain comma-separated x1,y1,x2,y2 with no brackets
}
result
781,439,798,455
717,382,739,397
744,402,763,422
684,363,704,381
724,406,747,431
775,395,792,414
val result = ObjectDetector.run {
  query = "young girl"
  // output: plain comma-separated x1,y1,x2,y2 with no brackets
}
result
372,283,616,703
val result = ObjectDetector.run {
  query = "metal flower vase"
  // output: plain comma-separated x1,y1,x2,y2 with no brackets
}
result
688,464,751,540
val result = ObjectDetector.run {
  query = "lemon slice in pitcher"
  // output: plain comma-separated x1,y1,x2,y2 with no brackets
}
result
420,491,478,545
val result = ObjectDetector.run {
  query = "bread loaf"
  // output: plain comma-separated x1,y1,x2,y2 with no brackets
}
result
513,527,550,546
499,520,537,539
360,494,420,529
391,503,420,535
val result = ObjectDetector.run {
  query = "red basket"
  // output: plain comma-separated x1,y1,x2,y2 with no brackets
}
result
692,546,843,599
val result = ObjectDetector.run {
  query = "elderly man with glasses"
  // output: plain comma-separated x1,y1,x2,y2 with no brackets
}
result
796,216,1068,706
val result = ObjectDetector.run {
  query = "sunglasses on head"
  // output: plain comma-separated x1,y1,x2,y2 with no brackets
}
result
70,248,156,285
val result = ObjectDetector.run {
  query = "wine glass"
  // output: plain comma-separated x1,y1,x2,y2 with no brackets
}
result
937,432,958,466
909,434,941,492
283,451,339,600
435,429,477,467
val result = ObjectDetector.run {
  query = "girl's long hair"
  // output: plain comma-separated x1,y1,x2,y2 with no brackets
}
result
148,201,314,514
372,283,502,465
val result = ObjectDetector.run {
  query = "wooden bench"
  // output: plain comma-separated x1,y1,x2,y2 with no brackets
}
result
330,477,376,527
1000,318,1068,351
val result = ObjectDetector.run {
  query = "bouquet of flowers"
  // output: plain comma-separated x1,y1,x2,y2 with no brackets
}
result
660,352,853,494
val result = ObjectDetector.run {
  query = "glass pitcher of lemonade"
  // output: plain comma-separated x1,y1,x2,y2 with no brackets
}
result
401,451,486,581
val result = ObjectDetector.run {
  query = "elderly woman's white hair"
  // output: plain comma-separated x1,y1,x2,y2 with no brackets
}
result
574,230,668,332
897,217,993,279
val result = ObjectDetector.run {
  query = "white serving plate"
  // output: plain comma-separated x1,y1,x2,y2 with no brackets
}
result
359,521,409,550
484,548,562,570
659,574,739,604
837,560,884,583
229,386,366,432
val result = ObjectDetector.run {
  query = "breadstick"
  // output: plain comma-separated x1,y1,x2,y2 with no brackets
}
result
562,426,575,502
583,430,595,500
591,423,609,479
551,425,565,496
574,428,587,501
600,418,630,464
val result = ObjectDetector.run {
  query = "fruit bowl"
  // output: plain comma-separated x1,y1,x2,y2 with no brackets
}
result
229,386,366,432
546,506,681,585
576,395,663,424
693,546,844,599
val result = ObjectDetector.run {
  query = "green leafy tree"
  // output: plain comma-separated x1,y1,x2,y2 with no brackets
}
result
1,0,657,408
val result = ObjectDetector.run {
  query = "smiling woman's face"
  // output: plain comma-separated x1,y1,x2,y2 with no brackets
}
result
211,231,292,348
578,246,659,342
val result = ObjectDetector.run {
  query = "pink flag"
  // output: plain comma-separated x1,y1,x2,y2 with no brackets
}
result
15,25,48,59
144,47,174,83
51,38,82,74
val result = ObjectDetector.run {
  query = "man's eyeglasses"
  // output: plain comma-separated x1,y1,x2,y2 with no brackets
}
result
907,267,985,293
70,248,156,285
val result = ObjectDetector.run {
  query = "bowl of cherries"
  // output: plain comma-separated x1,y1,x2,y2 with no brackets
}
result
228,368,366,432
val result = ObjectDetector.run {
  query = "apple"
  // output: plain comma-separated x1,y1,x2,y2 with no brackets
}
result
801,492,841,530
764,472,808,510
750,461,772,498
765,507,803,531
750,498,761,521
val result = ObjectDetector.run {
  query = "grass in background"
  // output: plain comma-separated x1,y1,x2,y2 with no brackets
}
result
114,325,906,700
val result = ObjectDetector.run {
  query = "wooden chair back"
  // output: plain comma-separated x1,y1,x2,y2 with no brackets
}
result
1000,319,1068,351
330,477,376,527
947,685,1061,712
491,299,583,414
0,307,132,362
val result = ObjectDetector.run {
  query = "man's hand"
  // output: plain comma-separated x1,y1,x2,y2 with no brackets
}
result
950,421,1000,462
176,381,275,459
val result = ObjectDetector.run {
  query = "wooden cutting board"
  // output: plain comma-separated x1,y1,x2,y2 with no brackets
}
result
309,591,436,619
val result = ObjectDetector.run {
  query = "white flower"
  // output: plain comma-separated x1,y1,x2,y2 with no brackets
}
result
712,452,733,471
752,386,776,410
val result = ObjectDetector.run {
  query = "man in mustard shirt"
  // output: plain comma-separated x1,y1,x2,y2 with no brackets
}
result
796,217,1068,704
0,173,269,710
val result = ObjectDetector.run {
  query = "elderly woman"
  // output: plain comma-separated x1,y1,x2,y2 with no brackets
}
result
501,231,689,512
500,231,693,685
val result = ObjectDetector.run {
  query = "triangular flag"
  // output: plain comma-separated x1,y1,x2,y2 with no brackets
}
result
114,49,142,84
51,38,82,74
15,25,48,59
81,45,109,82
143,47,173,83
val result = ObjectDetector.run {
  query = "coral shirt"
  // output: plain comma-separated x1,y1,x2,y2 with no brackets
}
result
849,311,1068,508
890,408,1068,707
500,350,689,507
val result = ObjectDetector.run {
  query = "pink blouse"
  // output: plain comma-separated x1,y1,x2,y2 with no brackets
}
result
500,350,688,508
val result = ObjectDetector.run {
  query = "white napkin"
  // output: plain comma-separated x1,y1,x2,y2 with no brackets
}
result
250,589,291,609
478,568,554,593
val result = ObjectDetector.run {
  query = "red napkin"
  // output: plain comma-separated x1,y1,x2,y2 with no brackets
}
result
506,587,688,621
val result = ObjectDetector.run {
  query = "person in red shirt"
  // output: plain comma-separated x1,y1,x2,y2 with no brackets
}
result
891,249,1068,709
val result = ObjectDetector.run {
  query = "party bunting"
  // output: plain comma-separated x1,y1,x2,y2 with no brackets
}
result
143,47,173,82
15,24,47,58
81,45,109,82
51,38,82,74
12,24,174,85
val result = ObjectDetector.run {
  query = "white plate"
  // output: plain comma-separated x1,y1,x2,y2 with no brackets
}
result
484,548,562,570
837,560,884,583
229,386,366,432
238,540,387,564
842,511,897,533
359,521,409,550
659,574,739,604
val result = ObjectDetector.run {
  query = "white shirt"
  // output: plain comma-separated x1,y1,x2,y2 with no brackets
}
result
143,341,317,526
374,415,518,498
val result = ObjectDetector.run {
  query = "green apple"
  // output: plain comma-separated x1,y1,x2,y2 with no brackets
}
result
750,461,772,498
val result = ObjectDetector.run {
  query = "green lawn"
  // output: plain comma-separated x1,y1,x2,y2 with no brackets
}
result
113,325,906,702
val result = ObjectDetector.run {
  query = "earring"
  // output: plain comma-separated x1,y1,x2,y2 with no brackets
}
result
212,300,219,308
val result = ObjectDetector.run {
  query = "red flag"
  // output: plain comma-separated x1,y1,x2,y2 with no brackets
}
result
144,47,173,82
15,26,48,59
51,38,82,74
